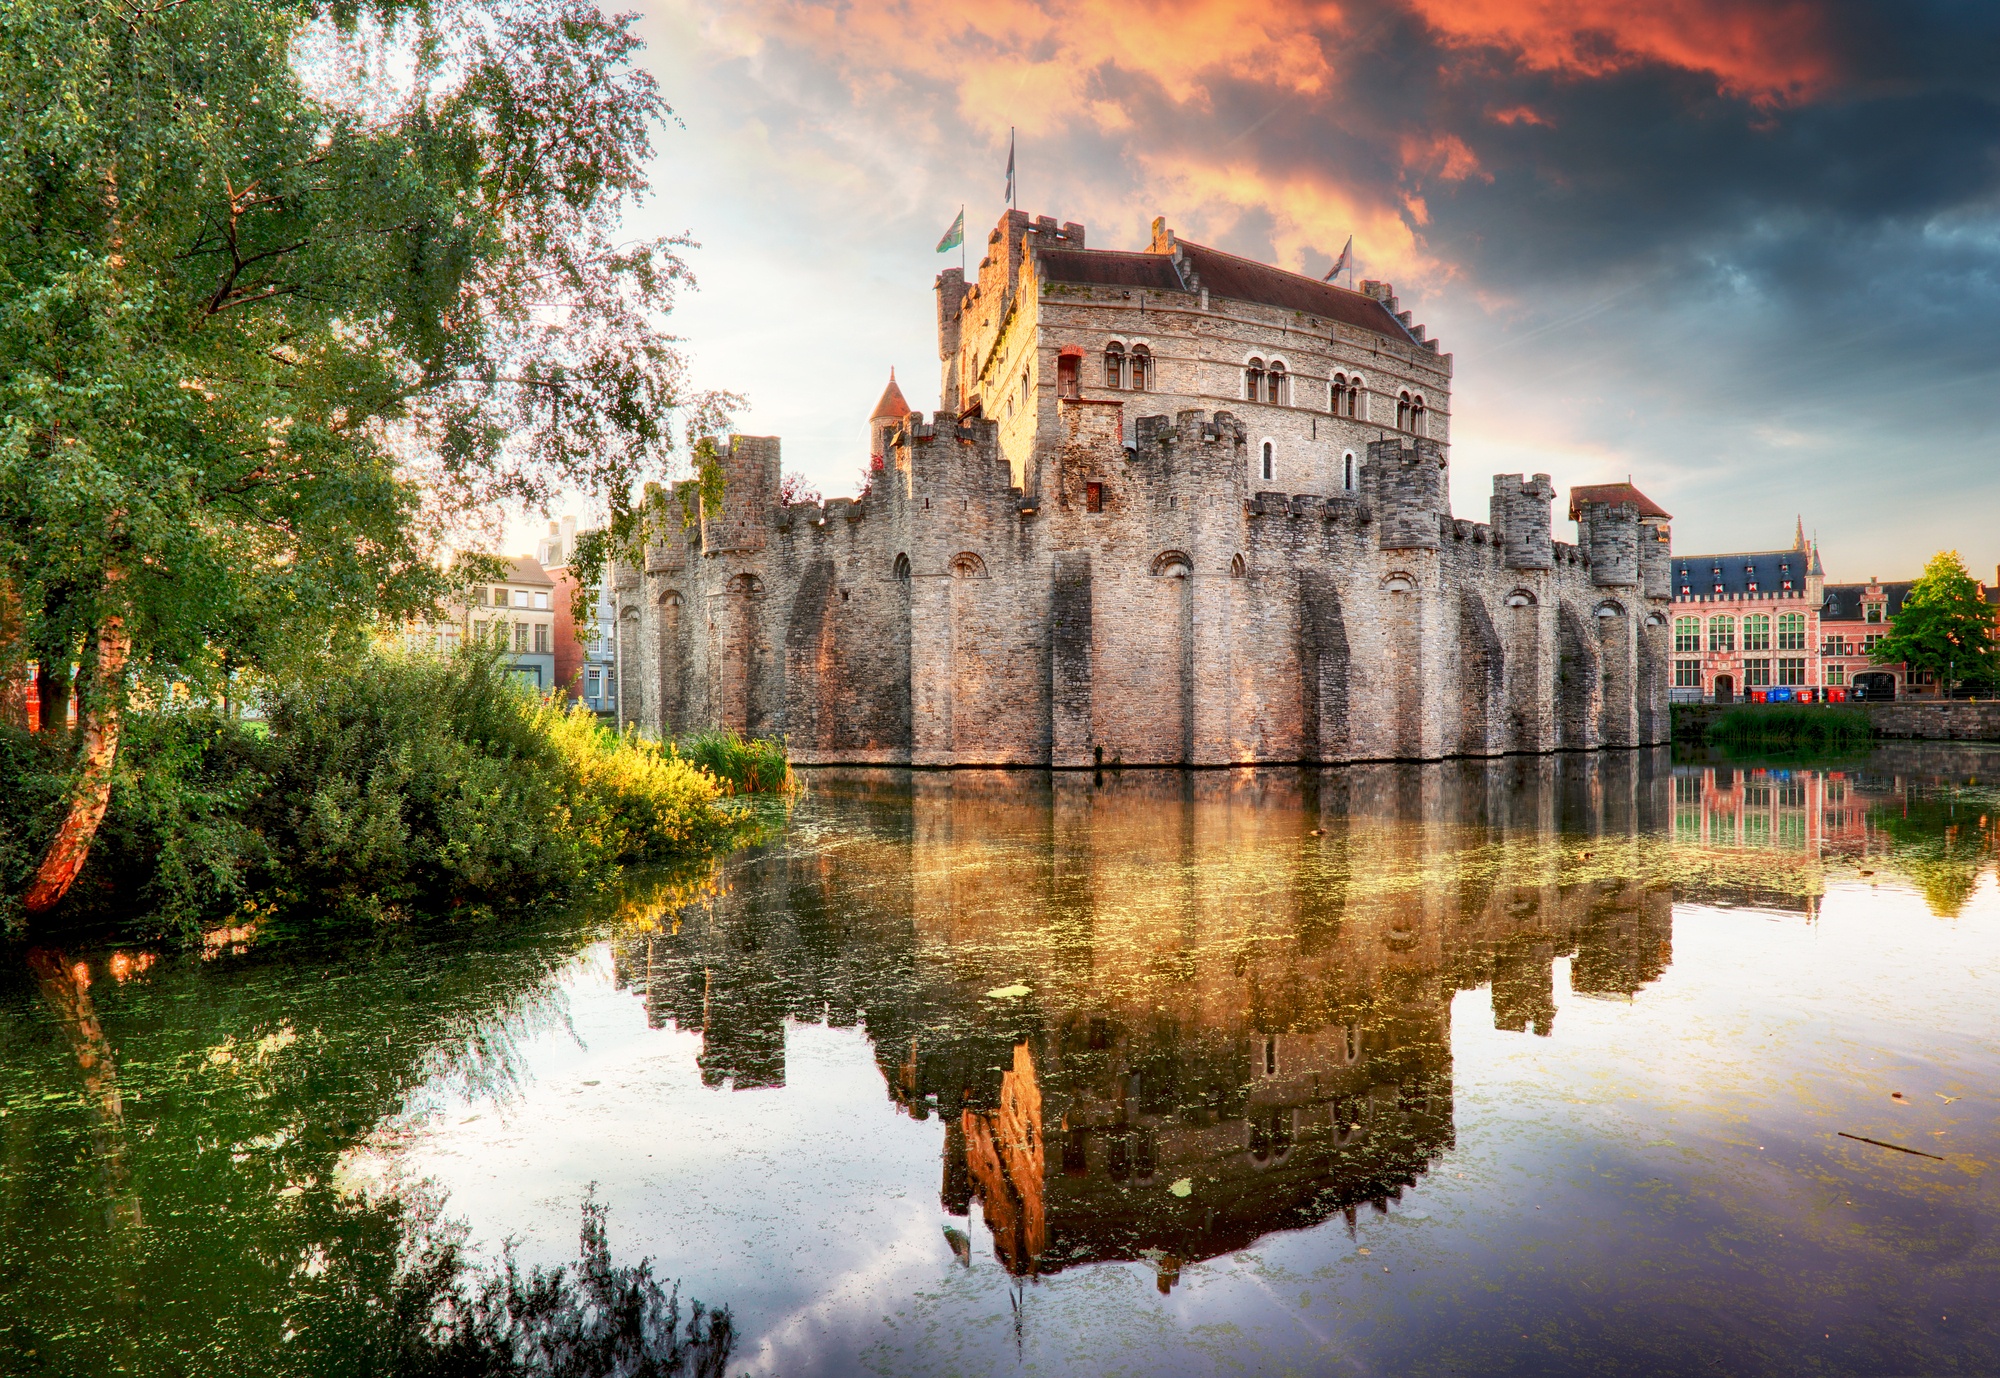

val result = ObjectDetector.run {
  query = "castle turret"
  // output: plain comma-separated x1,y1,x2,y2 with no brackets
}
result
1569,482,1670,591
1367,437,1447,551
869,369,912,469
1490,474,1556,570
1640,518,1672,599
935,271,968,411
701,434,780,555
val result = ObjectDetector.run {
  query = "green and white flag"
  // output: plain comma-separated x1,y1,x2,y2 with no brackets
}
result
936,207,965,254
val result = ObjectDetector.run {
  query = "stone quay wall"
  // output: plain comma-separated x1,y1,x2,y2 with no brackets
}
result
614,407,1672,766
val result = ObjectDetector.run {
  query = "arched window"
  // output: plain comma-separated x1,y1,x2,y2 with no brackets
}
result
1331,373,1347,414
1743,614,1771,651
1129,344,1150,392
1674,616,1701,653
1267,359,1287,405
1103,342,1126,389
1229,553,1246,578
1342,451,1356,491
1777,612,1806,650
892,552,911,582
949,552,987,580
1260,439,1275,482
1409,394,1427,437
1709,615,1736,652
1346,376,1364,419
1245,357,1264,401
1397,390,1413,430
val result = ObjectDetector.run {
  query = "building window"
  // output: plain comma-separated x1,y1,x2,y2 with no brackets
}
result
1865,603,1883,623
1864,634,1882,652
1744,658,1771,687
511,589,528,608
1085,481,1103,513
1410,394,1427,437
1777,612,1805,650
1331,373,1348,415
1260,440,1275,482
534,624,549,654
474,619,489,642
1827,663,1846,685
1674,660,1702,688
514,623,528,653
494,588,509,607
1778,657,1806,686
533,591,550,610
1342,451,1356,492
1266,360,1287,405
1057,353,1080,398
586,669,600,699
1348,376,1364,419
1709,615,1735,652
1245,357,1265,401
1104,342,1125,388
1743,614,1771,651
1130,345,1150,391
1397,391,1412,430
1674,616,1701,653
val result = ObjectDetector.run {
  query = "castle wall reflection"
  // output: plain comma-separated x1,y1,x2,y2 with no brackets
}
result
616,754,1699,1282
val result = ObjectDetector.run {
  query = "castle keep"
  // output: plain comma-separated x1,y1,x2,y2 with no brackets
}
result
615,209,1673,764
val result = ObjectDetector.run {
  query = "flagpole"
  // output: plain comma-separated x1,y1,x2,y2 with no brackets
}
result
960,203,966,277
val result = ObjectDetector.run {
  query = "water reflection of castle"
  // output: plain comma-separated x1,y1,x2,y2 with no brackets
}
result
615,755,1679,1281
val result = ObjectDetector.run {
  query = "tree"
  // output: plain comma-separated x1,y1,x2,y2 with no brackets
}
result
0,0,731,916
1870,550,1998,695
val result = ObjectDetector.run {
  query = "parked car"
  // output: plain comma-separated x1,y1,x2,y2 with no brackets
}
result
1851,672,1897,701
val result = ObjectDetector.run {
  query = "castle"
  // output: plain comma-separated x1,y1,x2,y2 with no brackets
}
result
613,209,1673,764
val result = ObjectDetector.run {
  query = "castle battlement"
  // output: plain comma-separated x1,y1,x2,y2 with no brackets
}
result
614,208,1671,765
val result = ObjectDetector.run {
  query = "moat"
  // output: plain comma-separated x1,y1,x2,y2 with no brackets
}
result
5,746,1998,1376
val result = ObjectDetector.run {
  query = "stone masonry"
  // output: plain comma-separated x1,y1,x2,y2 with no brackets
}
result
615,210,1673,764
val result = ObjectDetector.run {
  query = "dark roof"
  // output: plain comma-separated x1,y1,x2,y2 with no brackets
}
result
1673,547,1810,598
1177,241,1418,341
1567,483,1671,520
1036,241,1418,342
1822,582,1911,622
1037,248,1182,292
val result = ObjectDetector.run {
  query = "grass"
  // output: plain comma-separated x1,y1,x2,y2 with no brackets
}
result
1702,703,1874,750
675,729,794,797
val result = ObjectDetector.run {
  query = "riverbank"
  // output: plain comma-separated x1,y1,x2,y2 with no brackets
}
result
1674,700,2000,743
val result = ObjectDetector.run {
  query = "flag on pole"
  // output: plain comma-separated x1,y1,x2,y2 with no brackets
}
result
1004,129,1016,207
936,207,965,254
1323,235,1353,283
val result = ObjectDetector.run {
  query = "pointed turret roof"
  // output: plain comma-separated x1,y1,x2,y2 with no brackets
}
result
870,368,911,422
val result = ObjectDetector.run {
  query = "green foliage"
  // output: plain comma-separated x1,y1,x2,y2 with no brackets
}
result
341,1197,733,1378
1703,704,1873,751
5,647,784,939
0,0,740,897
675,729,795,797
1870,550,1998,692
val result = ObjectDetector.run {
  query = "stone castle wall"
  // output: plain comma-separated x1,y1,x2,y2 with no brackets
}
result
615,406,1672,764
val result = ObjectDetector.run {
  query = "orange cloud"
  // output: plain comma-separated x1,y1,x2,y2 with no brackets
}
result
1406,0,1839,104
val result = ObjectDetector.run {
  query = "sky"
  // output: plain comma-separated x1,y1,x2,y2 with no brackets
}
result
513,0,2000,582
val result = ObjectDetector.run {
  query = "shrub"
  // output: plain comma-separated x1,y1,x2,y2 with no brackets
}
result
8,646,782,939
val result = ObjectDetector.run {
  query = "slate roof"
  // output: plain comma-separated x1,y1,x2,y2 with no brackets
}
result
1037,248,1183,293
1822,582,1911,622
1567,483,1671,520
1035,241,1420,343
1672,546,1811,598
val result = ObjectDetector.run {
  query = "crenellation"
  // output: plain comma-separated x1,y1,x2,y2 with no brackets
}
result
621,208,1669,764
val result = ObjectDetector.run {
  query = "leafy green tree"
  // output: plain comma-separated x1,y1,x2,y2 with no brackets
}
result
0,0,730,917
1870,550,1998,695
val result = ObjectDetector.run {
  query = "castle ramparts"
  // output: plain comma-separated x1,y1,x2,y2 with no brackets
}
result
615,211,1672,764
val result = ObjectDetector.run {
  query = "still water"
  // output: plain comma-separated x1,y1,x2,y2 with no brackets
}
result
4,746,1998,1375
